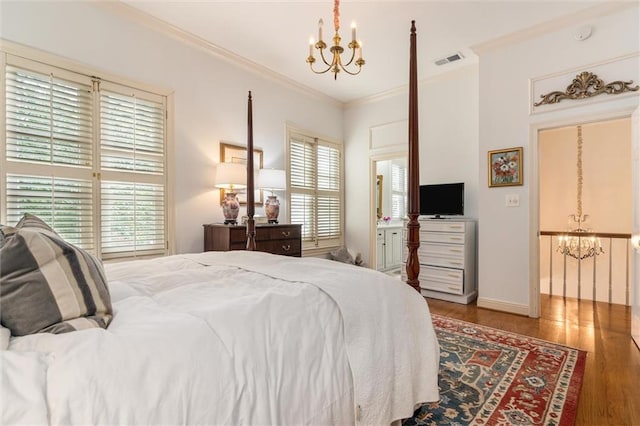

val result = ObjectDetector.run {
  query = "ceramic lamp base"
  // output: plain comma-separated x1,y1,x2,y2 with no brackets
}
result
264,195,280,224
222,192,240,225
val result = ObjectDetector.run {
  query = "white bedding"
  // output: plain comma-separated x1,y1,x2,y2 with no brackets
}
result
2,251,439,425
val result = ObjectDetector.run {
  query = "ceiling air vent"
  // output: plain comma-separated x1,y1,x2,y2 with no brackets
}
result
434,52,464,66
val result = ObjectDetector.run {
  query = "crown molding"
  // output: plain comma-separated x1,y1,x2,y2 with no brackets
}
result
345,62,479,109
92,1,342,108
472,2,637,55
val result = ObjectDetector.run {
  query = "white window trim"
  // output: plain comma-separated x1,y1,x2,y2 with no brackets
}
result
0,39,175,257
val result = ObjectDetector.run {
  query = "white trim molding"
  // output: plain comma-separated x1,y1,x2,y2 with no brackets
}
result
477,297,530,317
472,2,637,55
92,1,341,108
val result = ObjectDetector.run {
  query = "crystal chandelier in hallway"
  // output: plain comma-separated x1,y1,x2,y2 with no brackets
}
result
557,125,604,260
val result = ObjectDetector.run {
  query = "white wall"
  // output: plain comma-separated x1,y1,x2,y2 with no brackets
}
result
477,6,639,313
344,65,479,266
0,1,343,254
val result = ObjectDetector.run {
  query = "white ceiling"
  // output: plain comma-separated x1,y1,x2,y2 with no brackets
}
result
120,0,613,104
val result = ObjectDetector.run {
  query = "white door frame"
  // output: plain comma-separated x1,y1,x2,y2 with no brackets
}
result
369,151,407,271
631,106,640,349
529,108,637,318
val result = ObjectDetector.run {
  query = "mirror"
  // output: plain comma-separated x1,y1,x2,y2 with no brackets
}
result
376,175,383,219
220,141,263,206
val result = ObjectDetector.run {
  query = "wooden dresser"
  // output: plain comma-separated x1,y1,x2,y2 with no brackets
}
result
203,223,302,257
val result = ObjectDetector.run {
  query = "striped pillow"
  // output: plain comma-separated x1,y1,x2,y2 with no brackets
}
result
0,214,113,336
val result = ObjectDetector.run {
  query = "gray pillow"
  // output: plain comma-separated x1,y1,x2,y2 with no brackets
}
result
0,214,113,336
330,246,354,264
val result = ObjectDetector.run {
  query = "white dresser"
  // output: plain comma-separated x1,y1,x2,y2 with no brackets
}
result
403,218,476,304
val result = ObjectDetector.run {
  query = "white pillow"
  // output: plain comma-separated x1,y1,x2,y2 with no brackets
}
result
1,351,51,425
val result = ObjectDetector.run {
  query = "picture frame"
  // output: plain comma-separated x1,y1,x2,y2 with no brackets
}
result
488,147,523,187
220,141,264,206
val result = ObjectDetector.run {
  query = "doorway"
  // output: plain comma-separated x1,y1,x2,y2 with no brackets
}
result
370,153,407,273
538,118,633,305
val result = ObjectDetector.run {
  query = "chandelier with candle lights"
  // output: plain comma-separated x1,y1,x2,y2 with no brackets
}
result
556,125,604,260
306,0,364,79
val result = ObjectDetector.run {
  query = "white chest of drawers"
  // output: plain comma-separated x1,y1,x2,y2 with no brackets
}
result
403,218,476,304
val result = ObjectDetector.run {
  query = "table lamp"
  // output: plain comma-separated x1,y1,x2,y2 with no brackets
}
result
214,162,247,225
257,169,286,224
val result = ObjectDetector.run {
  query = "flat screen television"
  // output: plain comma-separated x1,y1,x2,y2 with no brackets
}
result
419,182,464,218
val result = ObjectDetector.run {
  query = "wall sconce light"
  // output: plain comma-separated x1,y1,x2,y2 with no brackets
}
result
214,162,247,225
257,169,286,224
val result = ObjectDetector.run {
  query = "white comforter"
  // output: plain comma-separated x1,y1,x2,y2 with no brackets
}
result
2,251,439,425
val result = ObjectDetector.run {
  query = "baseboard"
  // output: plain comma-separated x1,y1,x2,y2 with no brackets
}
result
477,297,530,316
422,289,477,305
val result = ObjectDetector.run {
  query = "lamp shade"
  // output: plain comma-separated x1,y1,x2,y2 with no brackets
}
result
214,162,247,190
257,169,286,191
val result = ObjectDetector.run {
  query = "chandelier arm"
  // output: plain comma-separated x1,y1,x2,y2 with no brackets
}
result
317,47,333,67
338,64,363,76
308,62,334,75
340,46,357,67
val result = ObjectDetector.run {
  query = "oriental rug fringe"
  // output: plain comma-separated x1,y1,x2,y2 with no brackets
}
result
404,314,586,426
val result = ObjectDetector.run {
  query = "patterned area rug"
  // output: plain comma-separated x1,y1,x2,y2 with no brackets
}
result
404,314,586,426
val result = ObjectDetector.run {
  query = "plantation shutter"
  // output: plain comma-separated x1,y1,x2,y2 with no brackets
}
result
288,131,343,252
5,64,93,167
290,136,316,242
316,144,341,240
99,84,166,258
2,54,168,260
391,162,407,219
5,174,94,249
3,59,95,249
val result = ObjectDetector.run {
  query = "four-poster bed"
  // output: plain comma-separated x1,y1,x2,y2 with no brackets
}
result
0,22,436,426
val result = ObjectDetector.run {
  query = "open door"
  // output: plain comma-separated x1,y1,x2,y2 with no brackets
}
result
632,106,640,350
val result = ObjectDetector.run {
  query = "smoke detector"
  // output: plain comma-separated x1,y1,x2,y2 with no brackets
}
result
434,52,464,66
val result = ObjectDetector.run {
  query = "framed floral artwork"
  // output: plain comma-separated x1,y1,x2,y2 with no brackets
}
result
488,147,523,187
220,141,263,205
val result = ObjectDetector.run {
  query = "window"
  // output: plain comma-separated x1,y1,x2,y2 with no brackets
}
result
287,128,343,253
391,160,408,219
2,53,168,260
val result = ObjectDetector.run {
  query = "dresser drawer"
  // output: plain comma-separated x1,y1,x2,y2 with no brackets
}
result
420,231,465,244
420,221,466,233
228,227,247,244
257,226,300,241
420,266,463,295
256,239,301,256
418,243,465,269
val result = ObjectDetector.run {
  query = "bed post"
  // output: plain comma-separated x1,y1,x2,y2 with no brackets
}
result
405,21,421,293
246,91,256,250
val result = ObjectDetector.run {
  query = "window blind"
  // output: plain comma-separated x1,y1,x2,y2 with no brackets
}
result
5,65,92,168
288,131,343,251
2,55,168,259
101,181,165,258
391,162,408,219
100,89,165,174
99,86,166,258
5,174,94,249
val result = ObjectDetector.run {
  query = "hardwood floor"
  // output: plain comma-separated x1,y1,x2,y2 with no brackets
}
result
425,295,640,426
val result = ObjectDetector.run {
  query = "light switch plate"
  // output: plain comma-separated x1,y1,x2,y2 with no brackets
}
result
505,194,520,207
